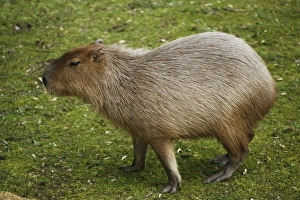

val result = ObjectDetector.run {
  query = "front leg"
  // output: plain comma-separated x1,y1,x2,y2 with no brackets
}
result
150,139,181,194
120,137,148,172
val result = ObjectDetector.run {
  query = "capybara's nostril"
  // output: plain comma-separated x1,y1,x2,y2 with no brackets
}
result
42,77,47,86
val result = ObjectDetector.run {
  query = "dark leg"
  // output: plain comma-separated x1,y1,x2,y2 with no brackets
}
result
120,137,148,172
203,154,244,183
150,139,181,194
203,130,254,183
209,130,254,165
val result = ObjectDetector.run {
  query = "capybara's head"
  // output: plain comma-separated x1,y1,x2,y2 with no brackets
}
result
42,42,105,98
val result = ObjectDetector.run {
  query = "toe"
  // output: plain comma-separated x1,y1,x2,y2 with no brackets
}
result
161,184,177,194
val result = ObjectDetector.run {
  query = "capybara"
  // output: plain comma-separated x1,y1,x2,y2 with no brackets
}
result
42,32,277,193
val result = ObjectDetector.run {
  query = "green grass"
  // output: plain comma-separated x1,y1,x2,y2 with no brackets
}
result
1,0,299,199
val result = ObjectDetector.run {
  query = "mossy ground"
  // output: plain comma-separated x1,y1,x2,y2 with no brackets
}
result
0,0,299,199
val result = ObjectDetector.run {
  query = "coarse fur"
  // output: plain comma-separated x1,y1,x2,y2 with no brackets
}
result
42,32,277,194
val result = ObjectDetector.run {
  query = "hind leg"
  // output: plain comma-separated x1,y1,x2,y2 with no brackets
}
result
209,130,254,165
203,153,246,183
203,130,254,183
209,154,229,165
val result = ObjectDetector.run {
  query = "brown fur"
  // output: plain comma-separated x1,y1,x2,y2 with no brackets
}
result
42,32,277,193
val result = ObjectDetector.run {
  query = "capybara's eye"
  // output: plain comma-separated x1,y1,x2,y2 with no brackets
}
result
69,60,80,67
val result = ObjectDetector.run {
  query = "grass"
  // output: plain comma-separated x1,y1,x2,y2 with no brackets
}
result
0,0,299,199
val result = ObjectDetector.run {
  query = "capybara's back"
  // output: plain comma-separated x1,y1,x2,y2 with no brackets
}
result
42,32,277,193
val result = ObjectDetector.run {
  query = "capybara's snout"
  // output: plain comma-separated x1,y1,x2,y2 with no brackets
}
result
42,76,47,87
42,63,55,87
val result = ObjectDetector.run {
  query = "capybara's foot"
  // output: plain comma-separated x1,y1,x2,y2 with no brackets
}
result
203,158,242,183
202,168,231,183
210,154,229,165
119,164,144,172
161,176,181,194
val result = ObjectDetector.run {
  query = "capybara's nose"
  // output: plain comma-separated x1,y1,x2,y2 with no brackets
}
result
42,77,47,86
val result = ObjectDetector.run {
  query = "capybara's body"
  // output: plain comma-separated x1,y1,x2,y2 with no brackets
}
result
42,32,277,193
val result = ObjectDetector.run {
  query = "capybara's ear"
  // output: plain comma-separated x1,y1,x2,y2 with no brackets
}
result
95,39,104,45
92,47,104,63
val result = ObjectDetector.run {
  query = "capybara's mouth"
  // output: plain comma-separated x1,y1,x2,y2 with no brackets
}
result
47,88,70,96
44,87,56,96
